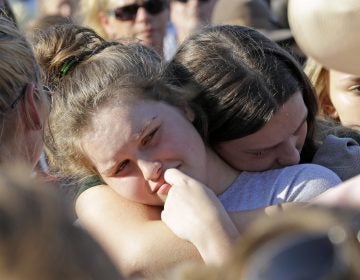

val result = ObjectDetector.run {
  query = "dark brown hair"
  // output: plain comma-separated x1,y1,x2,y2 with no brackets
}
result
165,25,319,162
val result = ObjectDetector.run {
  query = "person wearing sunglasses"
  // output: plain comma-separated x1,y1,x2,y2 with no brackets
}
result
79,0,168,56
169,0,217,44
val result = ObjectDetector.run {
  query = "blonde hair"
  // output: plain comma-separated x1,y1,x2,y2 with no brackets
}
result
304,58,335,119
32,24,167,180
78,0,110,38
0,165,123,279
0,17,42,154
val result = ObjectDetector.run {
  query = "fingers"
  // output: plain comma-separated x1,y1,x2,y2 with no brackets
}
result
164,168,198,188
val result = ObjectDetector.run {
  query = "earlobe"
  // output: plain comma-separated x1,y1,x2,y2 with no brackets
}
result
322,95,339,120
22,83,43,131
183,105,195,122
98,11,112,36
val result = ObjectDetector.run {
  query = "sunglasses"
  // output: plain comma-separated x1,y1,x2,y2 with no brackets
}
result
108,0,166,21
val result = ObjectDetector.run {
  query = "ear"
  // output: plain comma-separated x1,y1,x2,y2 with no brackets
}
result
182,104,195,122
321,94,339,120
98,11,112,36
22,83,43,131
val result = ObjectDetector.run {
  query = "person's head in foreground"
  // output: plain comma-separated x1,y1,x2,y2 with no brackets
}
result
0,16,50,167
0,165,123,280
305,58,360,131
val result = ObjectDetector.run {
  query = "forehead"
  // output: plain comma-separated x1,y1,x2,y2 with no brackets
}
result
80,100,157,166
233,92,307,148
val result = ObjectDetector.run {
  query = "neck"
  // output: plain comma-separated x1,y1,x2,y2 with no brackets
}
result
205,147,239,195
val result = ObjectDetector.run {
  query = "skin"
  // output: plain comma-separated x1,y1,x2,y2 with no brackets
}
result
39,0,76,17
79,96,240,274
99,0,168,55
215,92,308,171
328,70,360,130
81,98,239,206
2,83,50,168
170,0,217,43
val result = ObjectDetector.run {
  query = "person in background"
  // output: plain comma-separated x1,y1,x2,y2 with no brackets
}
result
288,0,360,212
78,0,168,56
169,0,217,44
305,59,360,131
211,0,304,63
37,0,78,18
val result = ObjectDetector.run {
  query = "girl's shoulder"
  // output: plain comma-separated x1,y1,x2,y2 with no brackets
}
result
313,134,360,181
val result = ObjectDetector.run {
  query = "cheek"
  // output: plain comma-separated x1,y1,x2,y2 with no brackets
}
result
298,123,308,148
106,177,145,201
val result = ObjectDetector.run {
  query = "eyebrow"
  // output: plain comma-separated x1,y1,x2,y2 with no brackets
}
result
131,116,158,142
100,116,158,176
247,112,308,152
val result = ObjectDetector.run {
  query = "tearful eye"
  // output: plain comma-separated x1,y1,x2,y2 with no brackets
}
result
141,128,158,146
349,85,360,93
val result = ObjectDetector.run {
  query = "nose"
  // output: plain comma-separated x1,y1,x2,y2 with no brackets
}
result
138,159,163,190
276,138,301,167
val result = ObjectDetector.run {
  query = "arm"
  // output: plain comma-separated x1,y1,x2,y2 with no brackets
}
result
75,185,202,278
161,169,239,265
312,174,360,208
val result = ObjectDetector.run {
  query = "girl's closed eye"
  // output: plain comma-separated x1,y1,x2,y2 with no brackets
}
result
349,84,360,94
250,150,267,157
141,127,159,146
115,159,130,175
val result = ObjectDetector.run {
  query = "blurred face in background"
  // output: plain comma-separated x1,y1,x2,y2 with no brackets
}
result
99,0,168,55
328,70,360,130
38,0,77,17
170,0,217,43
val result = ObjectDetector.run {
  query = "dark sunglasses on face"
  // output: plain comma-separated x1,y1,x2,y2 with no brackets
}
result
108,0,166,21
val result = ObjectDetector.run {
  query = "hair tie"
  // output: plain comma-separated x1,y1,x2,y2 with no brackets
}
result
60,41,118,77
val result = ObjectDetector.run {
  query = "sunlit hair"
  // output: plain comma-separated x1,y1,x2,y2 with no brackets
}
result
0,165,123,279
0,17,42,154
78,0,110,38
165,25,319,162
304,58,335,119
32,24,201,180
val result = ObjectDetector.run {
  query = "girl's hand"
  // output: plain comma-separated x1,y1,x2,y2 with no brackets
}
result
161,168,239,264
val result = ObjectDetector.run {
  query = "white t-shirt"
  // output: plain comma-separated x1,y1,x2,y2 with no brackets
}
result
218,164,341,211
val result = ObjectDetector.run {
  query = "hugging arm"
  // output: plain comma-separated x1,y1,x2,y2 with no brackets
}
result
161,169,239,265
75,185,202,278
76,181,306,276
